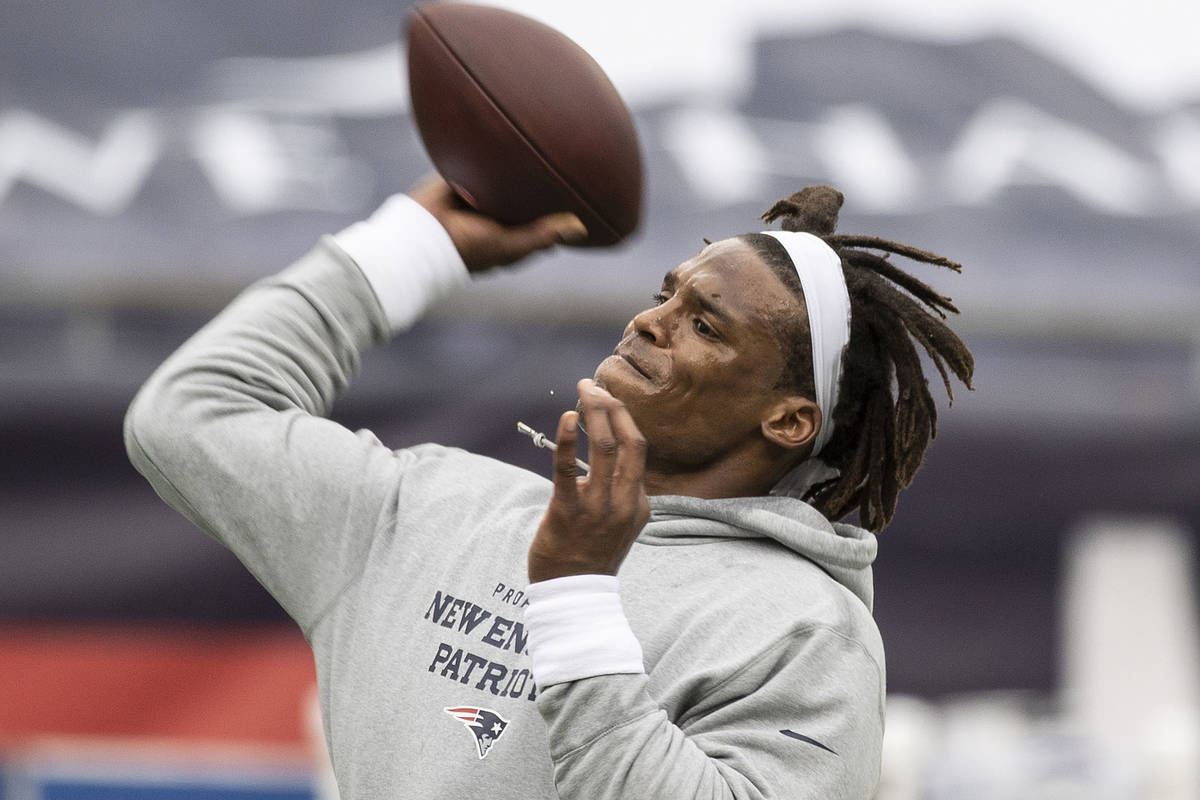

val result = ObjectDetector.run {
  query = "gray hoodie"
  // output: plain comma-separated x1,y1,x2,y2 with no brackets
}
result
124,200,884,799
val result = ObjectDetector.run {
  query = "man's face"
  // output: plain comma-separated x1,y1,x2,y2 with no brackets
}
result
593,238,805,469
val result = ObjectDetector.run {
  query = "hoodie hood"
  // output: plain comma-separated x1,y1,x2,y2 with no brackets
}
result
644,494,878,610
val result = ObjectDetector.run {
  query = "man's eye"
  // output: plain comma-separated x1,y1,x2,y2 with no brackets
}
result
651,292,668,306
694,318,717,338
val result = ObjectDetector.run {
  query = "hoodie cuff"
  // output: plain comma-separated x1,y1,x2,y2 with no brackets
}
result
524,575,645,688
331,194,469,333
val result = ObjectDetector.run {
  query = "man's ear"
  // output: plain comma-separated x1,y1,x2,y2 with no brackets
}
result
761,397,821,451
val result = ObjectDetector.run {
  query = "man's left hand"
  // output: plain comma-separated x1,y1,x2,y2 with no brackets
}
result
527,380,650,583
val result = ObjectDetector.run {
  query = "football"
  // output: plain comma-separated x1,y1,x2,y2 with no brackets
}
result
406,2,643,247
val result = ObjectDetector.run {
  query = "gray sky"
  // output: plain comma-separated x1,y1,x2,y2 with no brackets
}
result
489,0,1200,113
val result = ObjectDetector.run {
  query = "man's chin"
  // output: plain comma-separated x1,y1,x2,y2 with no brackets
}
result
585,357,663,449
592,355,640,401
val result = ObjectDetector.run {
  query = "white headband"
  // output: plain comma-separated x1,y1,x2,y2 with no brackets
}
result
763,231,850,457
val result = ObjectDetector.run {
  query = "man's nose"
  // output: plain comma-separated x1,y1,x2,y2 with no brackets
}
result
631,302,671,346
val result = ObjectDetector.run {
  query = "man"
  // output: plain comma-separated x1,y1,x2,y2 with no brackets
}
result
126,176,971,799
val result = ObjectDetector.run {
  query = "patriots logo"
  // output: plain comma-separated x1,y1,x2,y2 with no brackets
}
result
444,706,510,759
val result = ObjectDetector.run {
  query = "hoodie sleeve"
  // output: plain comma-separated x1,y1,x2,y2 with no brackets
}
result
123,195,468,635
526,579,884,800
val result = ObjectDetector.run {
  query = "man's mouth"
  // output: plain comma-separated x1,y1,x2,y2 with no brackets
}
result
616,349,654,381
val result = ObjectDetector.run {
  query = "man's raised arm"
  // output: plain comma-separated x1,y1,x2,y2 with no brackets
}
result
123,177,584,633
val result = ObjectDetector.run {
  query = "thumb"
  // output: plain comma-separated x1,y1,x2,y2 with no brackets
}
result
483,212,588,268
539,212,589,246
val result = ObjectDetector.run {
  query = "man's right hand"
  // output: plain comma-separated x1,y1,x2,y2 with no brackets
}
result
410,175,588,274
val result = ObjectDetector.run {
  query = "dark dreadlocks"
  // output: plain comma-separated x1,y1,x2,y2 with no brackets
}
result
740,185,974,532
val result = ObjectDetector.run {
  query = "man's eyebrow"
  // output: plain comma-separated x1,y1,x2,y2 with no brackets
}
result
661,270,736,323
695,293,734,323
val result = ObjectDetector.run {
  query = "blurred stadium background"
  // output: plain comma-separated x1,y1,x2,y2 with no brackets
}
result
1,1,1197,797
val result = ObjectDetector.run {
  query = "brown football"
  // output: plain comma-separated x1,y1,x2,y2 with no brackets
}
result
406,2,643,247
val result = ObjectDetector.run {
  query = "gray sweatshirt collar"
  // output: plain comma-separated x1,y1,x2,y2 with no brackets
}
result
644,494,877,610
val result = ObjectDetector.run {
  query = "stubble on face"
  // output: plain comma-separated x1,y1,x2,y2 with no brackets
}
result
589,239,803,470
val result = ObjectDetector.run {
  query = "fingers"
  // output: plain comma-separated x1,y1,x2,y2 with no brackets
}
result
528,382,648,583
409,173,589,271
609,398,648,497
577,379,617,484
488,213,588,266
550,411,580,506
539,213,589,246
576,379,647,498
